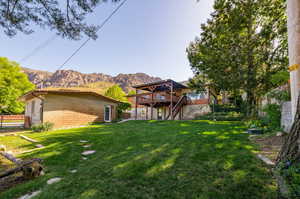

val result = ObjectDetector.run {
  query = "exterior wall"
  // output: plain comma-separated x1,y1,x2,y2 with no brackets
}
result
130,104,210,120
128,87,211,120
25,98,42,126
129,107,158,120
182,104,211,120
43,94,117,128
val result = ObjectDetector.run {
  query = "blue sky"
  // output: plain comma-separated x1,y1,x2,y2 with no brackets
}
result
0,0,214,81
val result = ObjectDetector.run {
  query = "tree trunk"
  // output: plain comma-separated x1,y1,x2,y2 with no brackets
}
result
277,92,300,164
246,90,256,116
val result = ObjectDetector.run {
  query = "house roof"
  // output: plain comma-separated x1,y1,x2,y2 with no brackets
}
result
20,88,120,103
132,79,188,92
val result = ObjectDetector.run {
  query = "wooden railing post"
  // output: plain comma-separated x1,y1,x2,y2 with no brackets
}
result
135,89,138,120
151,92,154,120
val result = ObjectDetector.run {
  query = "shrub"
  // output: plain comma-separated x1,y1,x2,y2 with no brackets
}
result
197,111,244,121
245,119,264,129
117,102,131,119
210,104,241,113
262,104,281,131
32,122,54,132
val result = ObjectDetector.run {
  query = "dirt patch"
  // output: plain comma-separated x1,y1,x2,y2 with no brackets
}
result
252,134,285,162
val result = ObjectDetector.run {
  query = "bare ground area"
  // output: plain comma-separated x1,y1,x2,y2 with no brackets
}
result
251,134,285,162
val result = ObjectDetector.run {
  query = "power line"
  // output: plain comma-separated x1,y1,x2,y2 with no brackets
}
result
20,34,57,63
33,0,129,88
58,0,129,70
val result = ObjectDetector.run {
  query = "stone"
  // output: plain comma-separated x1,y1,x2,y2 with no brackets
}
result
47,177,62,185
82,157,87,160
257,154,275,166
18,190,41,199
0,145,6,152
276,132,283,137
83,144,92,148
35,144,44,148
82,150,96,156
70,169,77,173
80,140,88,143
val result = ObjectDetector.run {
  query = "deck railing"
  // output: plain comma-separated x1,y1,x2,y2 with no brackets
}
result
137,93,180,104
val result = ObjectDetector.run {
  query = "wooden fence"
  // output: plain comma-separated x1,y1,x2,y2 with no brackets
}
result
0,115,25,128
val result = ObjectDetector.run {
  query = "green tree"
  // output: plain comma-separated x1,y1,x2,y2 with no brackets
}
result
187,0,288,116
127,90,136,96
0,0,120,40
105,85,131,120
105,85,128,102
0,57,35,114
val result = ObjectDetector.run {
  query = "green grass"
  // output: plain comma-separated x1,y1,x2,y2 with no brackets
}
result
0,120,277,199
0,136,35,154
0,136,35,172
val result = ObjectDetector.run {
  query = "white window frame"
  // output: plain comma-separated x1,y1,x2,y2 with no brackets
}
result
104,105,112,122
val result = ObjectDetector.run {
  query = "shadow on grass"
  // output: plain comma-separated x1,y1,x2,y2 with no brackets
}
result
1,120,277,199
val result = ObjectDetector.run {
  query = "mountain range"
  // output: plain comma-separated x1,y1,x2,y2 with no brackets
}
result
21,67,162,93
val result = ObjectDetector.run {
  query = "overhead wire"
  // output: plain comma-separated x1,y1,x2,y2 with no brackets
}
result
22,0,129,88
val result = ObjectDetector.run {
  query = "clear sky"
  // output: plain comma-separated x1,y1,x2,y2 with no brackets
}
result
0,0,214,81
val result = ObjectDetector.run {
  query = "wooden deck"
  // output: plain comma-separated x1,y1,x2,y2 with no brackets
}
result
137,93,180,107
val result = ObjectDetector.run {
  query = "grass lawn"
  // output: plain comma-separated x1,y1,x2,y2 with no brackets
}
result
0,120,277,199
0,136,35,154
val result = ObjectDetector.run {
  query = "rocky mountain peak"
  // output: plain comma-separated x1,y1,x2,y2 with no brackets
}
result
22,67,162,92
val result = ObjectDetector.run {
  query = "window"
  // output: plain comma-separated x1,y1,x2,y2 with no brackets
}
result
104,105,111,122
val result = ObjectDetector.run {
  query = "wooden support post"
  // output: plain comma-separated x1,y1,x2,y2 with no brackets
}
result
163,106,166,120
151,92,154,120
180,107,183,120
171,82,174,120
135,89,138,120
146,106,148,120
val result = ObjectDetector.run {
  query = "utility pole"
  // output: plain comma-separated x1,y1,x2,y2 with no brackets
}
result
288,0,300,121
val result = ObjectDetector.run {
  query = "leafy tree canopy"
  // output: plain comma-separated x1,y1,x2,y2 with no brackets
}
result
127,90,136,96
105,85,128,102
0,57,35,114
187,0,288,115
0,0,119,40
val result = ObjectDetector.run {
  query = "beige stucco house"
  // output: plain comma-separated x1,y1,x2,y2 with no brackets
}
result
20,88,119,129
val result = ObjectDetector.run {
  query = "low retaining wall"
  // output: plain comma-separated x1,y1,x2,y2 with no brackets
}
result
182,104,211,120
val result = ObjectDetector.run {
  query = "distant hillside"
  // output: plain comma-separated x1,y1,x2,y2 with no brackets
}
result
21,68,162,92
78,81,116,94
